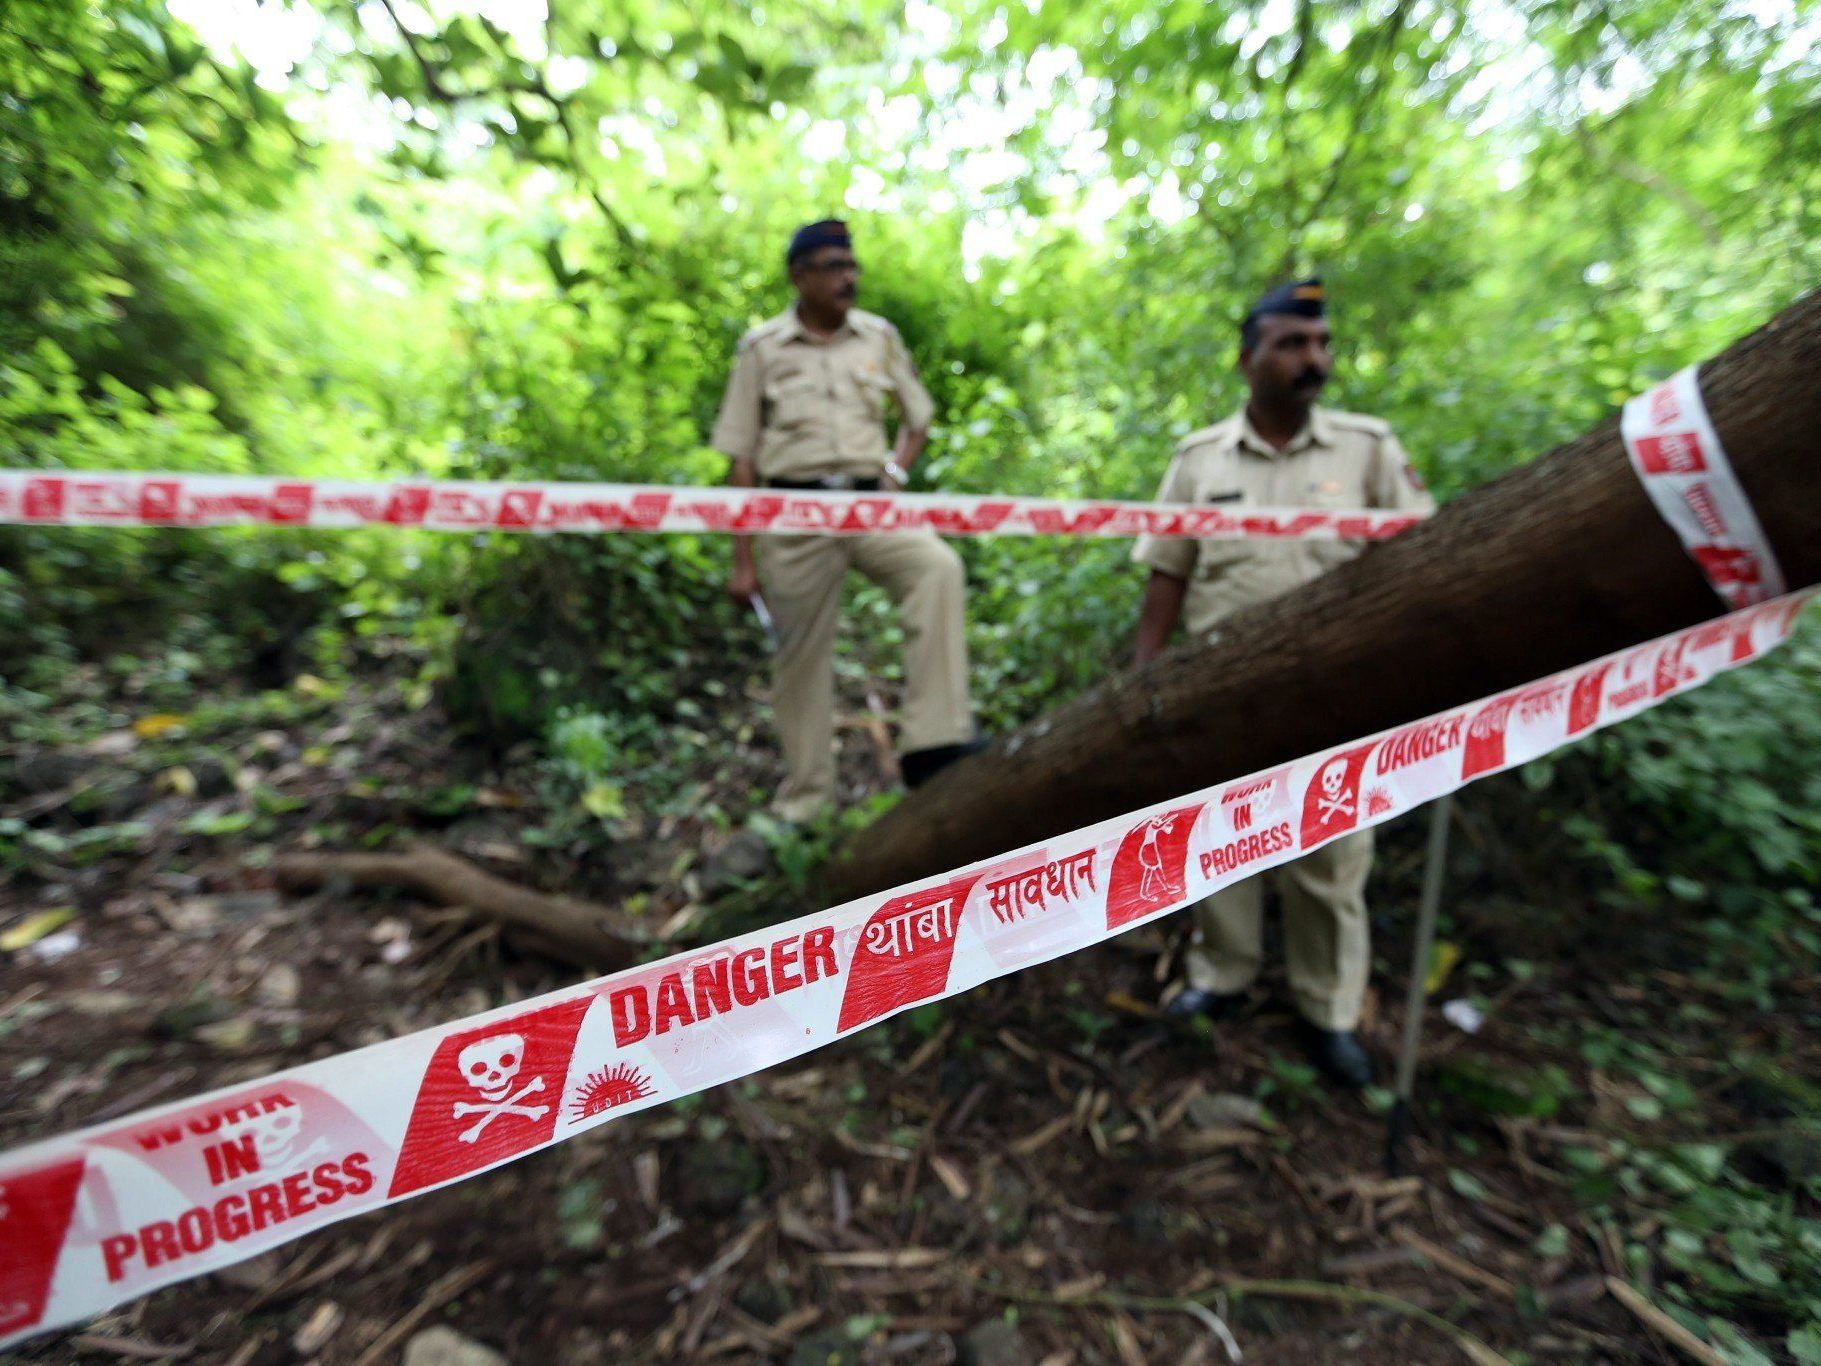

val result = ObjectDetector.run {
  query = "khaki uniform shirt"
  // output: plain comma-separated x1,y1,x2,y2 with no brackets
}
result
1132,406,1434,635
710,307,935,481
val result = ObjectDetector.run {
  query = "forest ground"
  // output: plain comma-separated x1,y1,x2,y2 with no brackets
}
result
3,639,1817,1366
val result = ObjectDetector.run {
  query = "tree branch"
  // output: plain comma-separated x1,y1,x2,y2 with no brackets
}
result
1574,122,1724,248
361,0,637,259
1273,0,1414,278
271,841,650,970
370,0,455,100
1282,0,1317,93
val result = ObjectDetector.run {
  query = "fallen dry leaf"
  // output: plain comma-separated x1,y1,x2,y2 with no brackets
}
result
928,1153,971,1200
291,1300,343,1354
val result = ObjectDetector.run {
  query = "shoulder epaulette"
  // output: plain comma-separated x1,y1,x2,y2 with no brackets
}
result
739,314,794,350
1178,418,1240,454
849,308,898,338
1324,409,1394,437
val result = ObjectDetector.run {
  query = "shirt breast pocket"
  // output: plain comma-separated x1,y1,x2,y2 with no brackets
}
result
1303,476,1363,508
1302,474,1368,570
1189,485,1251,576
765,373,822,430
853,369,890,420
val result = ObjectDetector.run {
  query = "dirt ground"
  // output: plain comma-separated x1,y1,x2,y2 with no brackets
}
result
2,664,1806,1364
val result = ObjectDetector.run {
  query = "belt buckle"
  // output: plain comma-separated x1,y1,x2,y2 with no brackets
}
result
819,475,855,492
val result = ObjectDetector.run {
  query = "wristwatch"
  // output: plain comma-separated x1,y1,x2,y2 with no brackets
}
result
883,460,909,487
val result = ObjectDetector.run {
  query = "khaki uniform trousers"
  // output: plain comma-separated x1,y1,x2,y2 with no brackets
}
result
1183,828,1374,1031
758,530,972,821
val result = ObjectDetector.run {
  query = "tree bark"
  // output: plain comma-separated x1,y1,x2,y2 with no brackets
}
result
828,290,1821,900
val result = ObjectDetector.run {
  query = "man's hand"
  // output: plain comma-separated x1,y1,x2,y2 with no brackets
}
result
726,455,760,605
886,428,927,493
1133,569,1188,665
728,558,759,605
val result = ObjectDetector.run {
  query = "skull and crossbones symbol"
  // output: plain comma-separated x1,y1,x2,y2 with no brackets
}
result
226,1104,328,1177
453,1034,547,1143
1314,759,1355,824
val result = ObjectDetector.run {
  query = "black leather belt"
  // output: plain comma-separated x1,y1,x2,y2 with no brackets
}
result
765,475,882,492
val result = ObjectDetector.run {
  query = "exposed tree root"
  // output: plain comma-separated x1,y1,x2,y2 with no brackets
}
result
271,842,649,971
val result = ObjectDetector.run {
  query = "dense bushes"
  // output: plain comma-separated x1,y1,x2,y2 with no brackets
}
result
4,0,1819,868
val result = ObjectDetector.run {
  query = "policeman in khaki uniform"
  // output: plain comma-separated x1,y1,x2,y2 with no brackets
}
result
712,220,981,822
1131,278,1434,1088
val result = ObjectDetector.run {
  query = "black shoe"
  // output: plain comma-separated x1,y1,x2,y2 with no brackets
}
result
1162,987,1246,1022
900,737,988,788
1298,1022,1373,1090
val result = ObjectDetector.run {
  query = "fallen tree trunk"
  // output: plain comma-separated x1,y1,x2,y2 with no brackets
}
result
829,290,1821,899
272,842,648,970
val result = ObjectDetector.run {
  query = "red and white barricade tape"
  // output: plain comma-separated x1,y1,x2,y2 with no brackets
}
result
0,470,1423,541
1622,366,1786,607
0,588,1811,1346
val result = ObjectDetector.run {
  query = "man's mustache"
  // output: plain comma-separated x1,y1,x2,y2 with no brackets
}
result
837,286,858,300
1294,367,1329,389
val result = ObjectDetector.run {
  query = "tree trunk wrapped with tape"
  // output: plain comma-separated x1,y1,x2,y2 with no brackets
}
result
828,290,1821,899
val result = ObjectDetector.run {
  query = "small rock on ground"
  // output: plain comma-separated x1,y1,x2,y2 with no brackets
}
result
1186,1091,1269,1129
402,1326,508,1366
960,1318,1034,1366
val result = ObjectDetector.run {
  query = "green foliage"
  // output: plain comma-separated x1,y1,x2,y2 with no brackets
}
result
535,704,651,834
6,2,1821,1350
1568,1130,1821,1354
13,0,1815,730
1525,610,1821,1011
0,0,302,407
1255,1057,1322,1111
555,1177,606,1252
1591,609,1821,887
1435,1057,1578,1120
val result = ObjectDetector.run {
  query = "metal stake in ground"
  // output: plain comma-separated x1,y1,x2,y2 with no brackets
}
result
1385,794,1452,1177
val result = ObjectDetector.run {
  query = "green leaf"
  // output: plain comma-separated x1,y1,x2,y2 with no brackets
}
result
1532,1224,1569,1258
1626,1095,1665,1122
555,1178,604,1251
844,1313,890,1340
179,810,255,837
1446,1168,1488,1202
1788,1323,1821,1365
581,782,626,820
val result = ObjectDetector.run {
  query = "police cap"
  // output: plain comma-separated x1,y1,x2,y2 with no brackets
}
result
1242,277,1326,333
787,219,852,266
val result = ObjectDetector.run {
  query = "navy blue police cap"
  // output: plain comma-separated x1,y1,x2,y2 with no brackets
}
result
1243,277,1326,328
787,219,852,266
